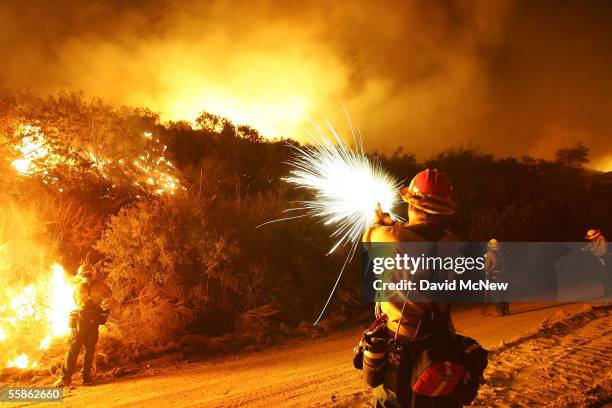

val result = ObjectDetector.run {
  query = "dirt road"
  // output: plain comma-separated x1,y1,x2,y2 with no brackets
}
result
21,302,611,408
473,305,612,407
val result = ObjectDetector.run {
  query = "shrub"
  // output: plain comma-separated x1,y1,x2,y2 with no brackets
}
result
95,194,238,345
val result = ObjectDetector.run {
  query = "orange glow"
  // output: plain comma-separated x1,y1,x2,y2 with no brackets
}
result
56,22,349,140
593,155,612,172
165,90,312,137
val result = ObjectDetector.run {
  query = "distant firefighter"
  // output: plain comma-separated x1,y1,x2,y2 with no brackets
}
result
482,239,509,316
55,262,112,387
583,229,610,297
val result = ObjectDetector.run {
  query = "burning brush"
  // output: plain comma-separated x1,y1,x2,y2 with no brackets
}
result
0,263,78,369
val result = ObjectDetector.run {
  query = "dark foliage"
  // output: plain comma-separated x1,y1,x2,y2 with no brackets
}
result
1,91,610,346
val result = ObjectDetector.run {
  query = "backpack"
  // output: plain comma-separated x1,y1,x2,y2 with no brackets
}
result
409,305,488,405
353,302,488,405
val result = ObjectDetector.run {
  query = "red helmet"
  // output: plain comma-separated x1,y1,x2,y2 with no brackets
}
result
400,169,456,215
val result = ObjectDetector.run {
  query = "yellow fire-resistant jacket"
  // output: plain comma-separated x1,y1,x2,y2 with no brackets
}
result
484,250,501,275
363,221,457,340
585,236,608,259
76,279,112,310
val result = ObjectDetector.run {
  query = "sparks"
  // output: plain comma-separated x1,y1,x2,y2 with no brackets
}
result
10,126,181,196
284,118,402,254
275,113,402,325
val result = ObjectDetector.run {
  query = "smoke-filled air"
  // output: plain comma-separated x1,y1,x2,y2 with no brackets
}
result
1,0,612,169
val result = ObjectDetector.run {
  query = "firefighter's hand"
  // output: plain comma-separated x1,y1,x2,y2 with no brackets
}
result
374,203,395,226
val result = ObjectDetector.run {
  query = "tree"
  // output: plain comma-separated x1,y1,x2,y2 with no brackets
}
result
194,112,231,133
236,125,263,143
555,142,590,168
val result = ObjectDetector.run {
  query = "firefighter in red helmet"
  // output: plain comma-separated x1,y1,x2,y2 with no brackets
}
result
366,169,457,334
362,169,485,407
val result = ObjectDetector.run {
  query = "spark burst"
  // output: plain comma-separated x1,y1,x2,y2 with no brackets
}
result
265,114,402,324
285,120,402,254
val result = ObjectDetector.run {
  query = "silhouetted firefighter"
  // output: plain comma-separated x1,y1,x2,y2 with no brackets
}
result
55,262,111,387
356,169,488,408
583,229,610,297
481,239,509,316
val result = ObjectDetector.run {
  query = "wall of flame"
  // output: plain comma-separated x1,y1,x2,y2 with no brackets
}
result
0,264,77,369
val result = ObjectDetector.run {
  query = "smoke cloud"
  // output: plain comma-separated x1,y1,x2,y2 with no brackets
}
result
1,0,611,169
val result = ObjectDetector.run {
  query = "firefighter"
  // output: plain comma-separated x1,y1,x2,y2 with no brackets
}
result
482,239,509,316
54,262,111,387
364,169,461,407
583,229,610,297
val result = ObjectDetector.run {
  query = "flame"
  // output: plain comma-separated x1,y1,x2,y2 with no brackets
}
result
10,125,181,196
9,125,73,188
7,354,29,369
48,264,77,337
0,263,78,369
10,286,36,320
10,125,51,176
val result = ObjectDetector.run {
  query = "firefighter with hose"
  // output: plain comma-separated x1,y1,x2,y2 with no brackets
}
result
361,169,487,407
55,261,111,387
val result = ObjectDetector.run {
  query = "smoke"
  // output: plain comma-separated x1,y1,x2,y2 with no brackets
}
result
1,0,611,168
